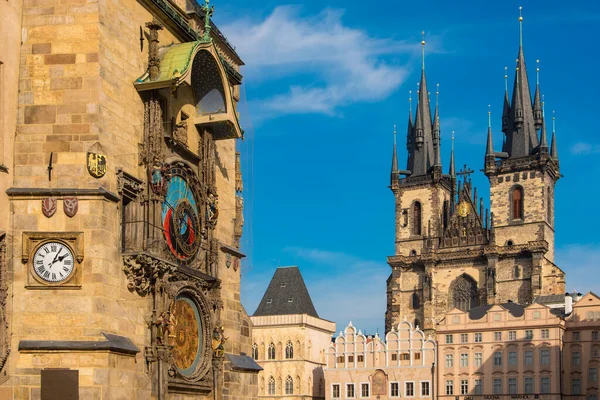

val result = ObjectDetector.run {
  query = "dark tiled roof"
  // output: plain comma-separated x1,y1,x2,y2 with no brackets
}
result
253,266,319,318
468,302,524,320
534,294,565,305
225,354,262,372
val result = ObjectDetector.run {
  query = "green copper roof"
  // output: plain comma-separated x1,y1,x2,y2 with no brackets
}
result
137,41,201,84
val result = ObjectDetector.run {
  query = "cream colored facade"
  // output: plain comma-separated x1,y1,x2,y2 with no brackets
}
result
251,314,335,399
0,0,258,398
325,321,436,400
436,302,564,399
564,292,600,399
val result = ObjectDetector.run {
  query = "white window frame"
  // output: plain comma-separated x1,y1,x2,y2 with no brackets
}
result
389,381,400,397
331,383,341,399
420,380,431,397
360,382,370,398
404,381,415,397
346,383,356,398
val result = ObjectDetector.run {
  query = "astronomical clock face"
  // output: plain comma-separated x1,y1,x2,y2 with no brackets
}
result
162,166,201,261
171,296,203,377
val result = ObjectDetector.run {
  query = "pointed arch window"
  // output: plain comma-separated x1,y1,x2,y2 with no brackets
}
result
285,341,294,359
285,376,294,394
413,201,422,235
511,186,524,220
268,376,276,395
252,343,259,360
268,342,276,360
449,274,479,312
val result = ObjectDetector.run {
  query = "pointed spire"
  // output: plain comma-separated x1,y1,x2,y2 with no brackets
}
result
391,125,399,186
406,91,414,171
533,59,543,129
486,105,495,157
502,66,510,133
421,31,426,70
433,84,442,167
449,131,456,177
539,95,548,154
550,111,559,160
519,6,524,47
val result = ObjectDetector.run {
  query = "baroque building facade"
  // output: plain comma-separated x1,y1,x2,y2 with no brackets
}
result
386,16,564,335
0,0,259,398
250,266,336,399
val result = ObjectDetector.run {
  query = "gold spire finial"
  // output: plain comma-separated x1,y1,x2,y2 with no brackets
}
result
393,124,397,144
552,110,556,132
488,104,492,128
409,90,412,111
436,83,440,106
504,66,508,92
451,131,455,150
421,31,426,70
542,94,545,115
536,59,540,85
519,6,523,47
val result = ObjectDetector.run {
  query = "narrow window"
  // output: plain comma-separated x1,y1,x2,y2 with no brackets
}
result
268,343,276,360
285,376,293,395
512,186,523,220
285,341,294,359
332,384,340,398
413,202,422,235
252,343,259,360
268,376,276,395
514,265,520,279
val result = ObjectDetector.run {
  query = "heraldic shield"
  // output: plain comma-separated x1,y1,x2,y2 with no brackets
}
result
87,152,107,178
63,197,78,218
42,198,57,218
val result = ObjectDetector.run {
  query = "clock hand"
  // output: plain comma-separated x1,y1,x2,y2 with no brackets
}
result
50,248,62,265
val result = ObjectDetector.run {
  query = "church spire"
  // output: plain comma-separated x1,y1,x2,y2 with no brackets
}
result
486,106,495,157
539,96,549,154
533,60,543,129
502,66,510,133
449,131,455,178
550,111,559,160
433,84,442,168
406,91,414,171
391,125,399,187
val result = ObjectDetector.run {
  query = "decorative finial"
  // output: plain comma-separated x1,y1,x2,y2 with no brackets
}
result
200,0,215,43
504,66,508,92
421,31,426,70
409,90,412,111
488,105,492,128
452,131,455,150
552,110,556,131
393,124,397,143
436,83,440,107
519,6,523,47
536,59,540,85
542,94,545,115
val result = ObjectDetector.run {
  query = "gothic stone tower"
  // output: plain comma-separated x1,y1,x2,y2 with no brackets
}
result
385,23,565,335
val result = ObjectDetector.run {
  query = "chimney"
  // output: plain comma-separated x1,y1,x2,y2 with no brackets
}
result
564,294,573,315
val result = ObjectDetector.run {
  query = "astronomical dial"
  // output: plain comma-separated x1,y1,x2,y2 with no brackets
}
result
32,241,75,283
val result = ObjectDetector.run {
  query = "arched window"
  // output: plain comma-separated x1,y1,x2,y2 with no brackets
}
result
285,341,294,359
413,202,422,235
268,376,276,395
285,376,294,394
268,343,276,360
252,343,259,360
449,274,479,312
514,265,520,279
511,186,524,220
412,292,420,309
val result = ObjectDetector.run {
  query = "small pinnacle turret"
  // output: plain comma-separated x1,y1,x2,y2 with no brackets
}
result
533,60,543,130
502,67,510,133
406,91,414,172
433,84,442,168
539,97,549,154
550,112,559,160
391,125,399,187
486,107,495,160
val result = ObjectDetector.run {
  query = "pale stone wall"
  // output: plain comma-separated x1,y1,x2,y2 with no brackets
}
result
251,314,335,399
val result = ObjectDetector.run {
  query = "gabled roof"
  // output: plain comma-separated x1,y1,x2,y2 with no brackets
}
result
253,266,319,318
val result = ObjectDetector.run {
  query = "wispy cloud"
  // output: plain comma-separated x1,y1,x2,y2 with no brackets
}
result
283,247,389,335
221,6,431,118
442,117,482,145
570,142,600,155
556,243,600,295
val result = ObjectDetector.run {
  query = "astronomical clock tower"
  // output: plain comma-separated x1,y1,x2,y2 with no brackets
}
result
0,0,258,398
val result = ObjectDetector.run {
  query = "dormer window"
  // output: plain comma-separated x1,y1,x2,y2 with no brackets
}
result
281,283,286,288
288,297,294,303
266,299,272,304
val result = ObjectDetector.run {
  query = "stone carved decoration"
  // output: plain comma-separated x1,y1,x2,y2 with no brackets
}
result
117,169,145,203
486,267,496,296
206,192,219,228
371,370,387,396
41,198,57,218
63,197,78,218
211,326,227,358
234,196,244,248
140,94,165,169
172,119,188,147
423,273,432,302
150,162,168,198
145,18,164,81
122,253,177,297
0,233,10,377
235,152,243,193
448,274,479,312
86,152,107,178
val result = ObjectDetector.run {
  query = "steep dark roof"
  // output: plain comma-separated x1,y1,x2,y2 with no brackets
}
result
534,294,565,305
253,266,319,318
468,302,524,320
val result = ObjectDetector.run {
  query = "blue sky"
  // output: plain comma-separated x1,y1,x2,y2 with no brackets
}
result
215,1,600,335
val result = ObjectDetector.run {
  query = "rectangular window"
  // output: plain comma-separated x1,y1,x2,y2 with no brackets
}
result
390,382,399,397
337,356,344,363
446,335,453,344
573,331,581,341
421,381,430,397
460,353,468,367
541,329,550,339
361,383,369,398
414,352,421,360
493,378,502,394
572,378,581,395
508,351,517,365
475,352,483,367
348,356,354,363
524,377,534,394
461,380,469,395
474,332,482,343
541,377,550,394
589,367,598,382
494,351,502,366
401,353,410,361
494,332,502,341
332,384,340,398
541,349,550,364
391,354,397,361
460,333,468,343
593,331,599,341
445,354,453,368
525,329,534,339
474,379,482,395
508,378,517,394
347,383,355,398
509,330,517,341
525,350,533,365
405,382,414,397
445,380,453,395
357,355,364,363
573,351,581,366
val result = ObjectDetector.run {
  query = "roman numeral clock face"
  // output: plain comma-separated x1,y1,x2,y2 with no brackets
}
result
33,242,75,283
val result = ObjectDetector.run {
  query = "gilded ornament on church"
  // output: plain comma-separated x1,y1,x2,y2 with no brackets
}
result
171,296,202,376
86,152,107,178
457,201,470,217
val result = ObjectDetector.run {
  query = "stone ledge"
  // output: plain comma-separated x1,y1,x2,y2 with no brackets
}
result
6,187,120,203
18,332,140,356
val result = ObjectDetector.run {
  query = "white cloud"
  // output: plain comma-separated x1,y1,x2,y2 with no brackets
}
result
221,6,425,118
570,142,600,155
556,243,600,295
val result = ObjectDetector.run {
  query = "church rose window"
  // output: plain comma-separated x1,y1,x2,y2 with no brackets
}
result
449,274,479,312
